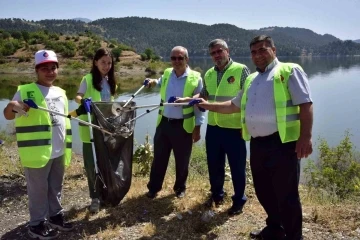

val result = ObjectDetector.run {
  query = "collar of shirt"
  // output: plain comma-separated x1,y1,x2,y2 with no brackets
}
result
172,66,190,79
102,76,108,81
214,58,233,73
256,58,279,74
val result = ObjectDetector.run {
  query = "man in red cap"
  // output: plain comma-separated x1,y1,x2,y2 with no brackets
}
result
3,50,74,239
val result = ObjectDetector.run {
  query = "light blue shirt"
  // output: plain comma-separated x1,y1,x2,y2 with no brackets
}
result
232,58,312,137
155,66,205,126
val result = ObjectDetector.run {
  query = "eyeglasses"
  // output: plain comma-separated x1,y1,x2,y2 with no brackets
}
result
170,56,185,61
210,49,224,56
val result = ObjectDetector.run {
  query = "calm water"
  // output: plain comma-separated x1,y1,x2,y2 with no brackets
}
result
0,57,360,163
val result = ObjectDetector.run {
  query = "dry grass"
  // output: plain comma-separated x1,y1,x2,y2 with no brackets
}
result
1,143,360,239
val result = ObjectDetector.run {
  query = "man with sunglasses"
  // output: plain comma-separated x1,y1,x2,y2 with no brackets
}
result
145,46,204,199
197,39,250,216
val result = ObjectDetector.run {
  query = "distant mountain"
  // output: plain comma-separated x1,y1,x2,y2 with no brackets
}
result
72,18,92,23
1,17,360,57
354,39,360,43
256,27,339,46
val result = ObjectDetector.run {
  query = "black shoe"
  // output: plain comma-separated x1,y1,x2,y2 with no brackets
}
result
28,221,58,240
250,227,286,240
228,204,244,216
146,191,157,199
175,191,185,198
49,213,74,232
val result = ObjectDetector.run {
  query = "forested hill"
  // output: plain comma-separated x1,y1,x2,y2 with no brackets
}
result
1,17,360,57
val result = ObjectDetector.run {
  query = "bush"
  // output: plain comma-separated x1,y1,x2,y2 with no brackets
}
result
11,31,22,40
304,131,360,200
133,134,153,176
140,53,147,61
111,47,122,62
67,60,87,70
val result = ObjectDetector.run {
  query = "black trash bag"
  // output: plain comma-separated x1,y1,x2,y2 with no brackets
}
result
90,101,136,206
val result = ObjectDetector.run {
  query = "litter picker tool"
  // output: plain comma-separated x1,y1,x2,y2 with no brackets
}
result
122,79,149,108
121,102,195,111
122,98,204,126
82,98,107,189
122,105,160,126
23,99,113,136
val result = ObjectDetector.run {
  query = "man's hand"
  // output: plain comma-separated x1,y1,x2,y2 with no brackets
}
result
145,78,157,88
192,126,201,143
174,97,193,103
295,135,313,159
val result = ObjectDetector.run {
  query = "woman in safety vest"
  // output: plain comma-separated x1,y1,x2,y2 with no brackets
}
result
75,48,117,213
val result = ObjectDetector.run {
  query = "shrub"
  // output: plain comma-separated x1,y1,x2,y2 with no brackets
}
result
67,60,87,70
133,134,153,176
304,131,360,200
140,53,147,61
11,31,22,40
111,47,122,62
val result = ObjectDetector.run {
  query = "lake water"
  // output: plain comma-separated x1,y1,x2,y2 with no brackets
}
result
0,57,360,163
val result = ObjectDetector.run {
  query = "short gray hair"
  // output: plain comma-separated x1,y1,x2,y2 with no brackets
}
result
171,46,189,58
208,39,228,50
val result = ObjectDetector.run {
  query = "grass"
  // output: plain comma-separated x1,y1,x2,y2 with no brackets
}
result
1,136,360,239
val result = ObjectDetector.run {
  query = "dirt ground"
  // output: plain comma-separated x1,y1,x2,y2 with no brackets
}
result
1,145,360,240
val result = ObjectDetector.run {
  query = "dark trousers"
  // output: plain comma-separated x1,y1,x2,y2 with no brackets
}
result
205,125,247,206
83,142,99,199
250,132,302,240
147,117,193,193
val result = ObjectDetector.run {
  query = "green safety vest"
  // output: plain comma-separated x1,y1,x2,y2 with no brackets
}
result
205,62,244,128
240,62,302,143
15,83,72,168
78,73,115,143
156,68,200,133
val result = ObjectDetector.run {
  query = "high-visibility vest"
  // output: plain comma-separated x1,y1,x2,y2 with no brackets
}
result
240,62,302,143
156,68,200,133
15,83,72,168
205,62,244,128
78,73,114,143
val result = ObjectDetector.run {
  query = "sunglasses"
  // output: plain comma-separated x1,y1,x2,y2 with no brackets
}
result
210,49,224,56
170,56,185,61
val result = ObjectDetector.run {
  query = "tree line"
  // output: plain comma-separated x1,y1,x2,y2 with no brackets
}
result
1,17,360,58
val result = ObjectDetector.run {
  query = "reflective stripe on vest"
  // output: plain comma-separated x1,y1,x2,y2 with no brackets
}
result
15,82,72,168
240,62,301,143
78,73,114,143
205,62,244,129
156,68,200,133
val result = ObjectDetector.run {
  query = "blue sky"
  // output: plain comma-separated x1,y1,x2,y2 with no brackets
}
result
1,0,359,40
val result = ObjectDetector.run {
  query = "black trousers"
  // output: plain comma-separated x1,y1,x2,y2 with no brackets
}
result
147,117,193,193
250,132,302,240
